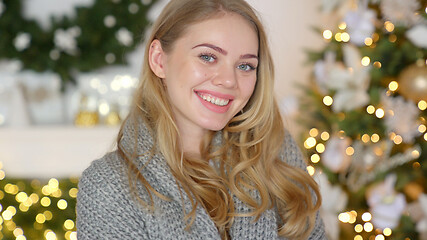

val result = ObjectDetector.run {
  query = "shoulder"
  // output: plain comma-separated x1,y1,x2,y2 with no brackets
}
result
77,152,150,239
280,129,308,170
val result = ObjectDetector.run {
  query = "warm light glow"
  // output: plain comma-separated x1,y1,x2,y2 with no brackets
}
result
321,132,330,141
389,34,397,43
44,210,53,220
311,154,320,163
69,188,78,198
412,150,420,158
16,192,28,203
365,37,373,46
355,224,364,233
362,212,372,222
41,197,51,207
70,232,77,240
375,108,385,118
323,96,333,106
304,137,317,149
48,178,59,189
36,213,46,223
384,21,395,32
349,210,357,224
362,134,370,143
13,228,24,237
335,33,342,42
338,22,347,30
364,222,374,232
307,166,315,176
375,234,385,240
323,30,333,40
419,100,427,110
373,61,382,68
16,235,26,240
367,105,375,114
316,143,325,153
361,56,371,66
99,102,110,116
309,128,319,137
419,124,426,133
393,135,403,144
338,212,350,223
45,230,57,240
64,219,75,230
346,146,355,156
354,235,363,240
371,134,380,143
341,32,350,42
383,228,392,236
57,199,68,210
388,81,398,91
424,132,427,141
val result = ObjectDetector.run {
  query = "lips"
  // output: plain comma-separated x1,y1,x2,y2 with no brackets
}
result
194,90,234,113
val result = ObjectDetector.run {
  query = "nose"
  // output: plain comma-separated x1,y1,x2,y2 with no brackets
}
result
211,65,237,88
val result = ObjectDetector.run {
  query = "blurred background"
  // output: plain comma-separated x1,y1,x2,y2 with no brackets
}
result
0,0,426,239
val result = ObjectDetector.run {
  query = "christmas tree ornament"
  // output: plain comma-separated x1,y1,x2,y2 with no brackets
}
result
74,95,99,127
380,0,421,26
382,93,421,143
366,174,407,230
398,64,427,102
407,24,427,48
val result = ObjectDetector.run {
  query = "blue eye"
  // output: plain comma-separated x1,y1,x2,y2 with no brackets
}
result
238,63,256,71
199,54,216,63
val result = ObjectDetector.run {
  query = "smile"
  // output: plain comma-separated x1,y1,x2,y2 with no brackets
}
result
196,92,230,106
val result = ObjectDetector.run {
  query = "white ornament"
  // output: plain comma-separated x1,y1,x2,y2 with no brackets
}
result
116,28,133,47
382,93,421,143
380,0,421,26
326,44,371,112
14,32,31,51
367,174,407,230
416,194,427,234
316,173,348,240
54,27,81,55
22,0,94,30
407,24,427,49
0,1,5,17
344,8,376,46
321,136,352,173
104,15,116,28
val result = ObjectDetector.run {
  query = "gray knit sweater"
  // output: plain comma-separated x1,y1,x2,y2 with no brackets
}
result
77,121,327,239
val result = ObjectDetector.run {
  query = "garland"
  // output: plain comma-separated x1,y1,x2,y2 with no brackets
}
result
0,0,157,88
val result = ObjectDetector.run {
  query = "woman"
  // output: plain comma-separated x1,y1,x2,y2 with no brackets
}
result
77,0,326,239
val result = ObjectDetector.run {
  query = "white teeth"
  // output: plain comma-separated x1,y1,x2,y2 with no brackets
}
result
198,93,230,106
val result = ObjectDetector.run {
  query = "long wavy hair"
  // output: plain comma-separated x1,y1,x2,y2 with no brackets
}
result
116,0,321,239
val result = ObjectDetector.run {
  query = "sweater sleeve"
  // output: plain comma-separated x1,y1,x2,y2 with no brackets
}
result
76,156,150,239
282,131,328,240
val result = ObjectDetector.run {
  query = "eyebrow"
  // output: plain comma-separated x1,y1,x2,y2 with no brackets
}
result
193,43,258,60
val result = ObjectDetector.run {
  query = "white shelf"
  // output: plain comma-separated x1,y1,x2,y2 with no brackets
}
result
0,125,119,179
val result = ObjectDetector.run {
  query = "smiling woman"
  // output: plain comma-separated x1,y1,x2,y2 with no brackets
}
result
76,0,326,239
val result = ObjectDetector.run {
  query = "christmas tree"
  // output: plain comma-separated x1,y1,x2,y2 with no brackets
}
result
300,0,427,239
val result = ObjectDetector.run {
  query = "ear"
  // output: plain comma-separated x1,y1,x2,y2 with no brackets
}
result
148,39,166,78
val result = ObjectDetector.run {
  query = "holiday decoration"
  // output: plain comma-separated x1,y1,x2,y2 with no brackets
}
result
398,64,427,102
0,163,78,240
0,0,157,89
301,0,427,239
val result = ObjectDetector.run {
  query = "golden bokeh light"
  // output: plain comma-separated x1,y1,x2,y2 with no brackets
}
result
419,100,427,110
321,132,330,141
367,105,375,114
361,56,371,66
388,81,398,91
316,143,325,153
311,154,320,163
323,30,333,40
323,96,333,106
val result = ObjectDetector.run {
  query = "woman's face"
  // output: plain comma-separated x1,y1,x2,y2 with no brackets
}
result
151,13,258,137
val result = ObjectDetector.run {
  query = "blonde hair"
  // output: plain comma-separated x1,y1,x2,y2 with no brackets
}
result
117,0,321,239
